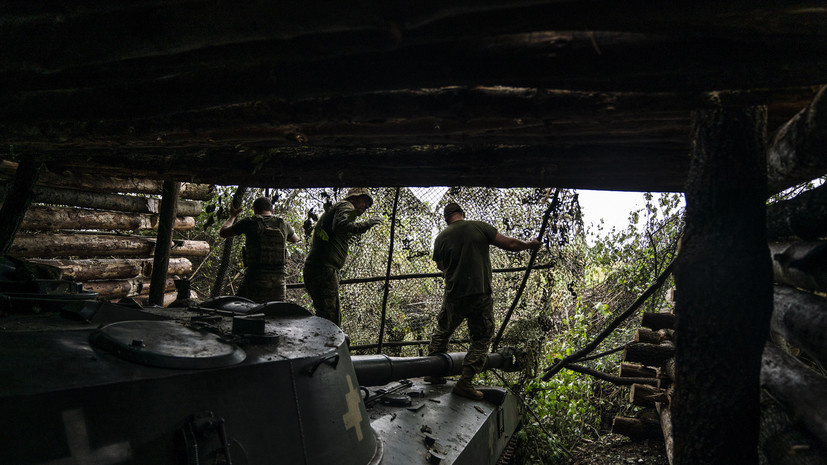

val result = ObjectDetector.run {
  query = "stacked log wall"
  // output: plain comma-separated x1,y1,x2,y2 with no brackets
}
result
611,182,827,464
0,160,212,304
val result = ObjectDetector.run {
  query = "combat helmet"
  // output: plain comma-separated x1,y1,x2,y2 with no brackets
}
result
345,187,373,207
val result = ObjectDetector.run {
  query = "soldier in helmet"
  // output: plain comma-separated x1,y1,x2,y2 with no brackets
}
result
303,188,382,326
220,197,300,303
425,202,541,400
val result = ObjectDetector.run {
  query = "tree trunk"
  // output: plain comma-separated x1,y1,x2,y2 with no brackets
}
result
0,159,215,200
15,204,194,231
635,328,667,344
771,285,827,368
769,241,827,294
761,344,827,448
0,183,202,216
10,233,209,258
673,105,772,465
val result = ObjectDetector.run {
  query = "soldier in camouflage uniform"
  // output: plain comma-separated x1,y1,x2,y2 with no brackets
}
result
426,202,541,400
303,188,382,326
220,197,299,303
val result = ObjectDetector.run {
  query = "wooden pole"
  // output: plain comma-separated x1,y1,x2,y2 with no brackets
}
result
148,181,181,306
0,158,41,256
492,188,558,351
377,187,400,354
211,186,246,298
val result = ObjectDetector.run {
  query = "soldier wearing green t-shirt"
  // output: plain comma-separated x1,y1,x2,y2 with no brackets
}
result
303,188,382,326
220,197,299,303
426,202,541,400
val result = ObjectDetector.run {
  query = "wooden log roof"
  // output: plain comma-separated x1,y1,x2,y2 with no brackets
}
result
2,2,827,191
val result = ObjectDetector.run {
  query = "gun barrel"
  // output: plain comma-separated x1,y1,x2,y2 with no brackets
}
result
352,349,518,387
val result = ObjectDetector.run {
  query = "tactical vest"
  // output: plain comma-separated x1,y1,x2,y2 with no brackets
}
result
245,215,286,270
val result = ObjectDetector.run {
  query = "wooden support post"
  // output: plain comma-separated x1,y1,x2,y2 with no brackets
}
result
0,158,41,255
377,187,400,354
149,181,181,306
672,105,772,464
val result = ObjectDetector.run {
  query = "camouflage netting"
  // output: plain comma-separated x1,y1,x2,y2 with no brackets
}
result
184,187,585,360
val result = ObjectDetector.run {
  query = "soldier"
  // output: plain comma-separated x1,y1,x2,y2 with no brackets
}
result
220,197,299,303
303,188,382,326
426,202,541,400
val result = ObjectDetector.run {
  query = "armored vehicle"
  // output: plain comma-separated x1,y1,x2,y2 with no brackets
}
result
0,259,521,464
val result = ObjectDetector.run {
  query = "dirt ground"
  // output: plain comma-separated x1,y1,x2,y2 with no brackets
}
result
570,434,669,465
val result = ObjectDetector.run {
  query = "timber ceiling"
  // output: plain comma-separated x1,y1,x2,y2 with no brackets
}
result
2,2,827,191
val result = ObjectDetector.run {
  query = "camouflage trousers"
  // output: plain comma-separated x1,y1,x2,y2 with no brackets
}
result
237,269,286,303
303,264,341,326
428,293,494,374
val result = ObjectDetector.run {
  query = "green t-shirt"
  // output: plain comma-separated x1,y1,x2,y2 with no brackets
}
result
432,219,497,298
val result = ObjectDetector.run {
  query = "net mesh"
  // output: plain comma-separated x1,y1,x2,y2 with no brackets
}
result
186,186,584,357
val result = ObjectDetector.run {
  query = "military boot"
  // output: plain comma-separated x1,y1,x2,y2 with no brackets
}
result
451,367,483,400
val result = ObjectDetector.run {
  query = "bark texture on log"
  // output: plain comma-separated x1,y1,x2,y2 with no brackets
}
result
620,362,658,379
131,291,181,307
759,390,827,465
10,233,209,258
761,344,827,448
768,86,827,193
0,183,202,216
30,257,193,281
82,280,134,299
15,205,194,231
0,160,215,200
767,183,827,241
770,241,827,294
635,328,666,344
657,403,675,465
623,341,675,367
630,383,669,407
673,106,772,465
641,311,676,331
771,285,827,369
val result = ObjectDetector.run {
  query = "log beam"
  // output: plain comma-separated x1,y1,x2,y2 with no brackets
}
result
623,341,675,367
10,233,209,258
0,183,202,216
761,344,827,448
29,257,193,281
0,160,215,200
612,416,663,441
771,285,827,368
640,311,676,331
769,241,827,294
630,383,669,407
15,205,194,232
768,86,827,193
767,183,827,241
